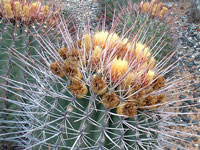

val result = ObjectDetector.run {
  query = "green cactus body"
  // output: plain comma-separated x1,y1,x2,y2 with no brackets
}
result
0,20,33,144
103,0,138,21
29,86,160,150
0,0,61,147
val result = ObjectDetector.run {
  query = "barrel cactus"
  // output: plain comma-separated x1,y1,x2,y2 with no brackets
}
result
0,7,199,149
104,0,177,61
0,0,61,148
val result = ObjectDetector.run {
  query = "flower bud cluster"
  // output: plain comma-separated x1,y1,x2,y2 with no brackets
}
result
50,30,167,117
140,0,168,18
0,0,58,22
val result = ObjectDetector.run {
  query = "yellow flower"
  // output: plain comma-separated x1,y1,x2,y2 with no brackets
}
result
152,4,158,16
148,57,155,69
93,31,119,49
82,34,91,51
14,1,22,17
158,2,163,10
3,1,14,18
117,38,131,57
91,46,102,59
134,42,151,61
70,69,82,83
146,70,155,83
106,32,120,49
93,31,109,48
120,72,134,89
110,57,128,81
30,2,41,18
22,5,30,21
160,7,168,18
42,5,49,17
2,0,10,4
142,2,149,12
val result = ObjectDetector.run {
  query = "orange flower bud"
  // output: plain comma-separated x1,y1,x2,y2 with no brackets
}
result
3,1,14,18
160,7,168,18
22,5,30,21
42,5,49,17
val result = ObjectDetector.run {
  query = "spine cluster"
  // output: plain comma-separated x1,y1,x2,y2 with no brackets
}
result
140,0,168,18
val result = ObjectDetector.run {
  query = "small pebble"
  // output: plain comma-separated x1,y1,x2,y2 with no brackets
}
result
179,95,186,99
186,100,193,105
196,104,200,109
191,136,198,142
181,116,191,123
192,120,199,125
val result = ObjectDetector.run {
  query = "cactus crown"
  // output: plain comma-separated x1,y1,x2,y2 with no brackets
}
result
50,29,167,117
0,0,60,24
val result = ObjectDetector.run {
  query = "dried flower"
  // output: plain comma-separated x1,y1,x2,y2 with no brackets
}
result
91,75,107,95
50,61,65,78
67,49,80,64
62,60,79,78
117,102,137,117
128,85,145,100
156,94,166,105
68,82,88,99
152,76,166,90
137,95,157,109
101,92,119,109
58,47,69,60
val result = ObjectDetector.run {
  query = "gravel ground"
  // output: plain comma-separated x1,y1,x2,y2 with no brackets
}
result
64,0,103,33
167,6,200,150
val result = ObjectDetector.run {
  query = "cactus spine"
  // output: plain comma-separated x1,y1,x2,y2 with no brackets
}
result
105,0,177,61
0,0,60,148
0,0,199,150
